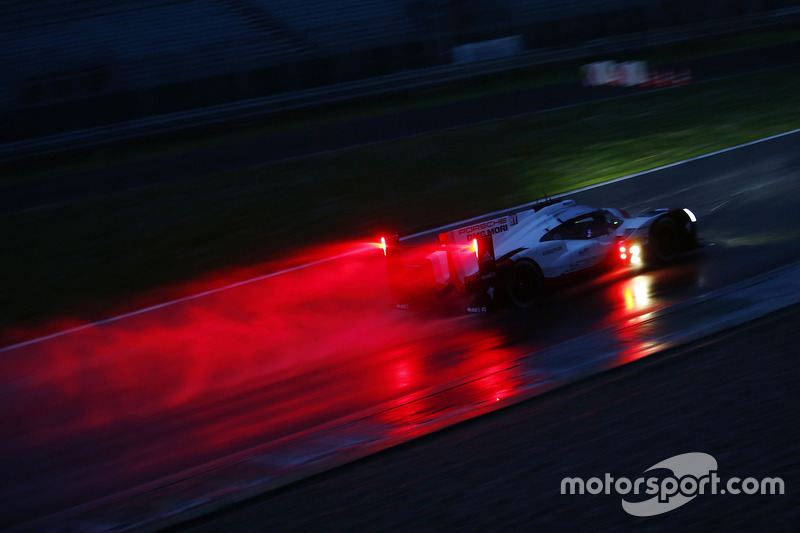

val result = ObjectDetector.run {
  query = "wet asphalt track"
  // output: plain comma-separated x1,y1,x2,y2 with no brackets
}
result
177,304,800,533
1,130,799,529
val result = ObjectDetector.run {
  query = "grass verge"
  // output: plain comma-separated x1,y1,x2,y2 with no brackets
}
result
4,27,799,186
4,65,800,328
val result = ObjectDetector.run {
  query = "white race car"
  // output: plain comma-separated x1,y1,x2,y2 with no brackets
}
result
382,198,698,312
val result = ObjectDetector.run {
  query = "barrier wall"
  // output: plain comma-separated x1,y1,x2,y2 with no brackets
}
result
1,1,799,150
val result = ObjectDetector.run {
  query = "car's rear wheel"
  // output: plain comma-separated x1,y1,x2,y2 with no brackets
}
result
506,260,543,308
650,217,680,262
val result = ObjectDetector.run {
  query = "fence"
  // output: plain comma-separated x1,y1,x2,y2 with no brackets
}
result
1,1,799,159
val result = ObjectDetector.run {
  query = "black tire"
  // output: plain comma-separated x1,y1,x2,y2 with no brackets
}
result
650,217,681,262
506,260,543,308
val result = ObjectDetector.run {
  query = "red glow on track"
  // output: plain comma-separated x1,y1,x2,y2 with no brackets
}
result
0,241,531,460
0,233,694,527
1,244,393,436
1,241,379,346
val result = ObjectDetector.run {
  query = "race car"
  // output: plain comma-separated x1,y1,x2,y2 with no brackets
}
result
381,198,698,312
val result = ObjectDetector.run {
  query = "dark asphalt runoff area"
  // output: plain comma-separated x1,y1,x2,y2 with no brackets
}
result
1,40,799,214
175,304,799,533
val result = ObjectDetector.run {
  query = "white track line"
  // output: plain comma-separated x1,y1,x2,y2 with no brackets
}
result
0,249,364,353
406,127,800,238
4,128,799,353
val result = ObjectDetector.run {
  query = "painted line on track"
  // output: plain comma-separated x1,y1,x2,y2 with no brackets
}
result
406,126,800,238
0,248,365,353
3,127,799,353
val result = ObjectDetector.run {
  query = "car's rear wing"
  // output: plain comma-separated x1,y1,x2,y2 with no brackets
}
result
382,232,479,309
436,197,566,249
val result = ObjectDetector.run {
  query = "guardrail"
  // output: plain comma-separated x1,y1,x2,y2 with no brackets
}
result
1,10,797,164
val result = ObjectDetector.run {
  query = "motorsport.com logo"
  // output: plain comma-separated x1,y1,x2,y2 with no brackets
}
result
560,453,785,516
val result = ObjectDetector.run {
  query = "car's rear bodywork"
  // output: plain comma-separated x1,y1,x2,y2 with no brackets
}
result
383,198,698,312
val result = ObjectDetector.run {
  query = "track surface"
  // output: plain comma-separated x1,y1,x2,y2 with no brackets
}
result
1,131,799,529
176,305,800,533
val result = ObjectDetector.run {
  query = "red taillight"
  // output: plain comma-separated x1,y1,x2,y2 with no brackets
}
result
380,236,387,256
472,238,479,259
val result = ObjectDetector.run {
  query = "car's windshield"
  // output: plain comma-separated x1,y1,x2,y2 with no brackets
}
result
601,209,624,227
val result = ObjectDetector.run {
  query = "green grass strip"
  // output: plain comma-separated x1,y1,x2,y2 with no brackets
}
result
5,28,799,185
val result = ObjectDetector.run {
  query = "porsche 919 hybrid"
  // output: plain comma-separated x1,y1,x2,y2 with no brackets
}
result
382,198,698,312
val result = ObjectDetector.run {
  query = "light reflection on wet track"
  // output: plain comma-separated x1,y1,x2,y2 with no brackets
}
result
1,132,799,528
